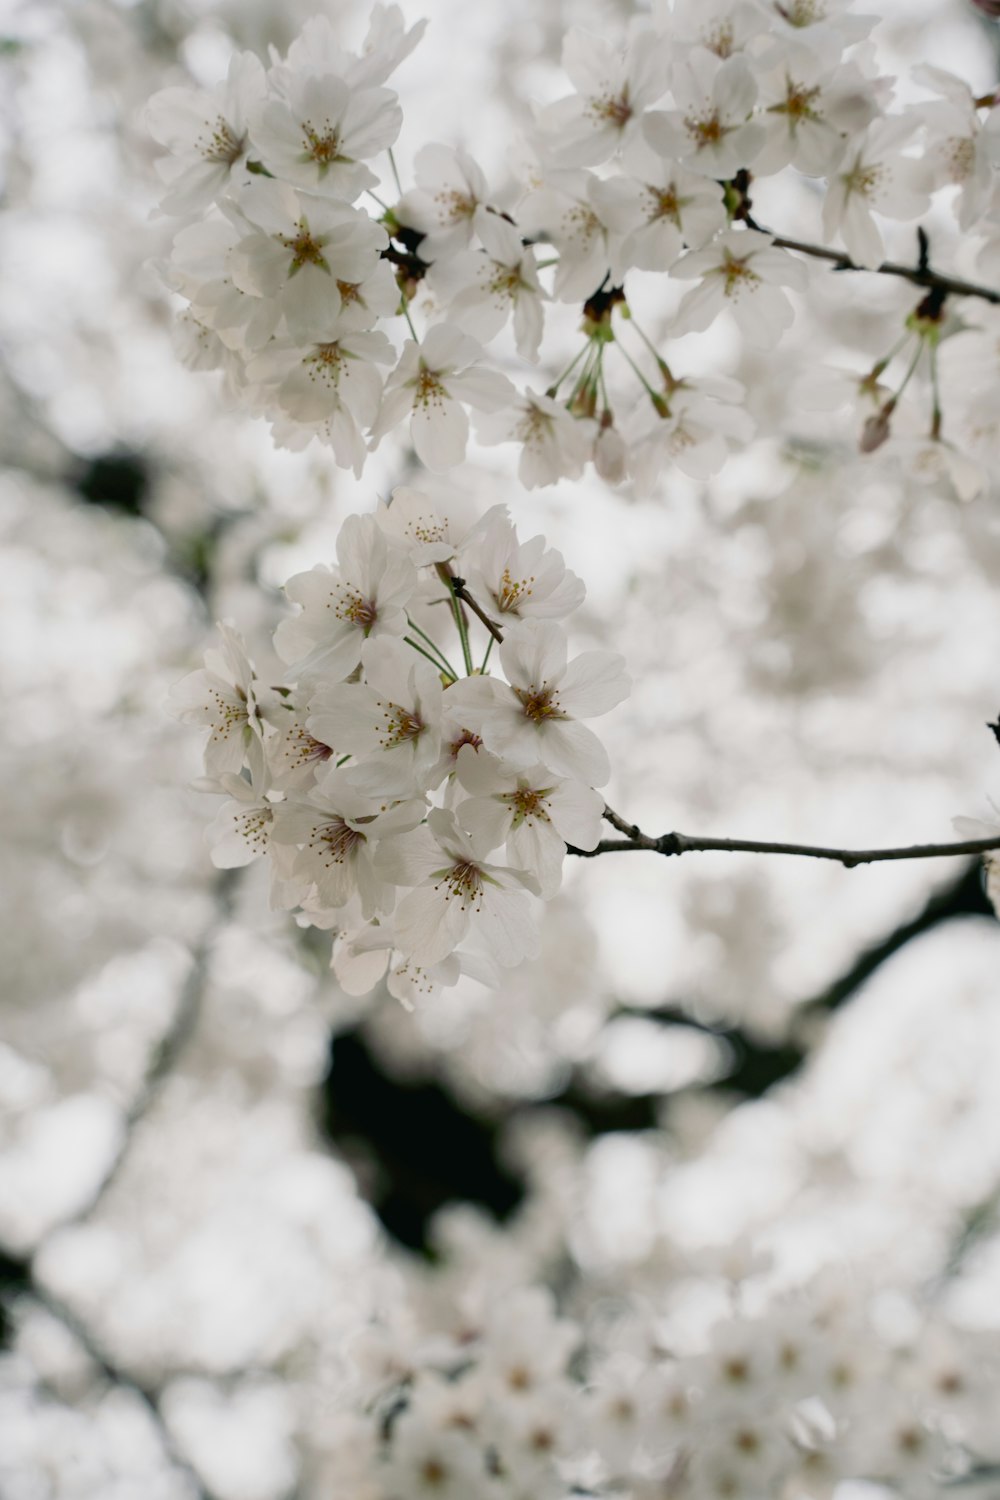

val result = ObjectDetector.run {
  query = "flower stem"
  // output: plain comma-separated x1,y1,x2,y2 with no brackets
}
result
405,635,457,681
406,615,459,678
547,340,590,398
437,565,474,675
387,147,403,196
481,634,495,672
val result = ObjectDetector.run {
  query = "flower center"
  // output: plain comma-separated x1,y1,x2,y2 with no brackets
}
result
414,367,448,411
685,111,729,149
495,566,536,613
516,683,565,722
844,162,883,200
301,120,346,169
375,700,424,749
283,726,333,771
775,81,823,121
236,806,272,851
434,188,477,226
304,342,344,388
437,859,484,910
588,88,632,127
279,220,329,272
718,251,761,299
198,115,246,165
314,817,366,865
505,787,550,828
703,20,735,55
333,589,378,630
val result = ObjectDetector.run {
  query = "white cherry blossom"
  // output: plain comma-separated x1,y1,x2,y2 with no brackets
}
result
249,71,402,201
518,169,634,302
671,229,810,349
274,511,417,680
308,637,444,797
461,509,585,623
448,619,630,785
535,26,670,167
169,621,266,783
375,807,541,969
146,52,266,217
643,53,764,180
430,212,547,362
371,323,515,470
395,144,491,262
455,746,604,897
821,116,931,269
475,390,591,489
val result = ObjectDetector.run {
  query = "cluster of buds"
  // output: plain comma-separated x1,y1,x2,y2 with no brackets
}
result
171,492,629,1003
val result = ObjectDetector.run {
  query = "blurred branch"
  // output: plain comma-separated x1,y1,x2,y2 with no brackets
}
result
24,1281,219,1500
0,870,238,1499
567,807,1000,868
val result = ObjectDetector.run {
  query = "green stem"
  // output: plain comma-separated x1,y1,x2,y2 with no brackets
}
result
387,147,403,196
894,337,925,404
406,615,459,678
617,339,661,402
481,634,496,672
547,340,590,398
399,291,419,340
436,566,474,676
405,636,457,681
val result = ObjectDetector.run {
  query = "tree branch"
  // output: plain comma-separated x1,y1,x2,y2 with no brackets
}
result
566,807,1000,868
744,214,1000,305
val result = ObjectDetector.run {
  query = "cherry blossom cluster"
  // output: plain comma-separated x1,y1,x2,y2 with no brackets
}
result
150,0,1000,490
171,492,629,1001
322,1268,1000,1500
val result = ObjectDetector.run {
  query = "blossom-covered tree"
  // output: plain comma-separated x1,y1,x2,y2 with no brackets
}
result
3,1,1000,1497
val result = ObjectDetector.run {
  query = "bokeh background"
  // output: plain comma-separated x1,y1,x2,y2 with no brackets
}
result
2,0,1000,1494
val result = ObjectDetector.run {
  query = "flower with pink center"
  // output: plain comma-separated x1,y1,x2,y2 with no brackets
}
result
375,808,540,969
448,619,629,786
462,509,586,622
308,638,444,798
169,621,266,783
274,512,417,681
371,323,515,471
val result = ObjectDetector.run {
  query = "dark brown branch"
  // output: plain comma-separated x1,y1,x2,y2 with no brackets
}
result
450,577,505,643
565,807,1000,869
744,215,1000,305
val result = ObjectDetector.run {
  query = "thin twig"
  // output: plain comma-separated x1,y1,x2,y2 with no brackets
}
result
745,215,1000,306
565,807,1000,869
450,578,505,644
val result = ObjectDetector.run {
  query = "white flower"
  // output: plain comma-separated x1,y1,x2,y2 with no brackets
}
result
395,144,491,262
247,319,394,475
915,65,996,230
382,1410,488,1499
271,767,424,916
375,807,540,969
475,390,591,489
249,71,402,201
170,214,280,352
643,54,764,180
628,374,755,487
308,638,444,797
371,323,515,471
227,180,388,343
455,746,604,897
274,512,417,680
375,486,501,568
266,695,337,789
821,116,931,269
519,169,635,302
448,619,630,785
169,621,266,783
205,771,274,869
535,27,670,167
593,140,726,278
754,47,879,177
430,213,548,362
146,52,266,216
671,229,809,349
462,508,585,623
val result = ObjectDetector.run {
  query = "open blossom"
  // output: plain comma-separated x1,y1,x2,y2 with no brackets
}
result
375,486,500,568
518,169,634,302
461,509,585,623
914,66,996,230
628,374,755,487
375,807,541,969
395,144,491,261
455,746,604,897
146,52,266,217
429,213,548,362
753,46,880,177
593,140,726,278
169,621,266,783
476,390,591,489
247,318,394,474
249,70,402,201
226,180,388,343
821,116,931,269
535,26,670,167
308,638,444,797
271,768,425,917
370,323,515,470
644,53,764,179
275,512,417,680
671,229,810,349
449,619,630,785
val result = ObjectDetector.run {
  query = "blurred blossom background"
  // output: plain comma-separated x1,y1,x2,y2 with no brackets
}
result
2,0,1000,1495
